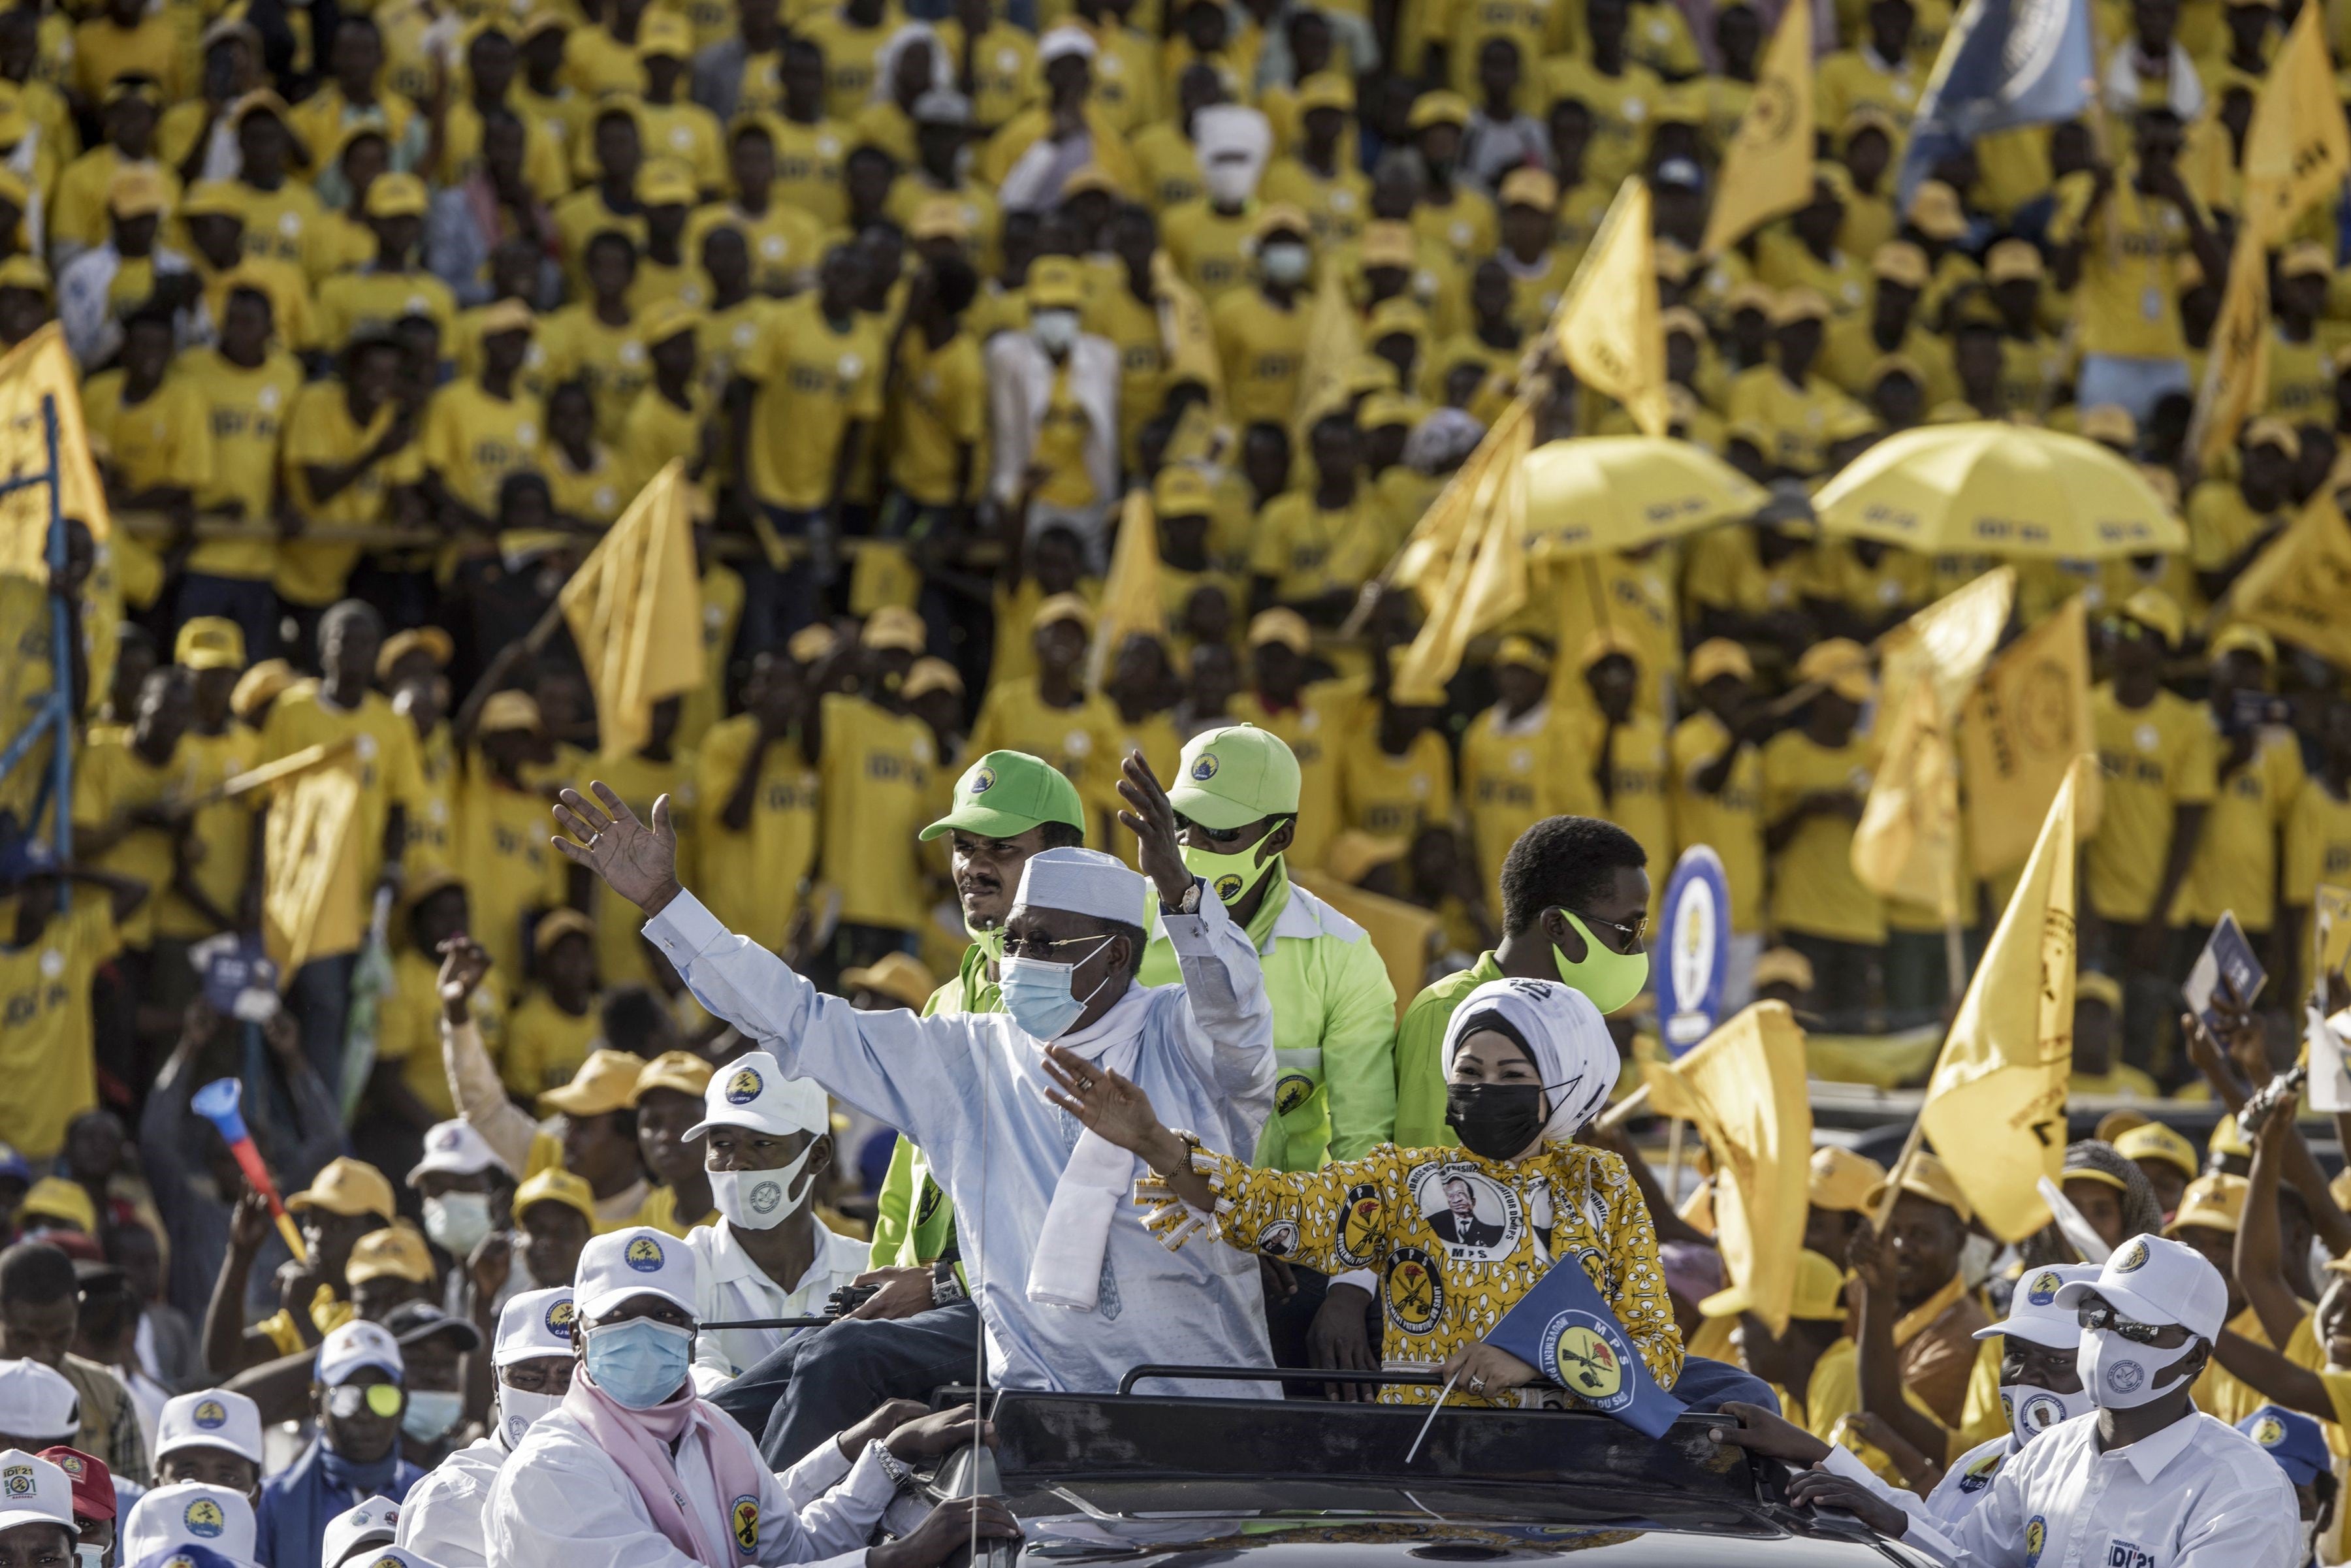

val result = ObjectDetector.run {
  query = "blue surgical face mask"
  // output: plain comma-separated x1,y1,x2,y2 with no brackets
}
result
401,1388,464,1443
999,935,1113,1040
583,1318,695,1409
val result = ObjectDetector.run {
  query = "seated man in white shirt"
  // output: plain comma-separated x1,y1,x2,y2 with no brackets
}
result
677,1053,869,1390
398,1286,576,1568
551,755,1281,1399
485,1229,1014,1568
1751,1235,2299,1568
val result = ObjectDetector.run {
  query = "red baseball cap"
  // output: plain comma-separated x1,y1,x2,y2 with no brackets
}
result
38,1447,115,1521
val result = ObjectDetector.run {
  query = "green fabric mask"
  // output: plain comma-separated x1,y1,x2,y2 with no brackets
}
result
1553,910,1650,1014
1181,835,1283,906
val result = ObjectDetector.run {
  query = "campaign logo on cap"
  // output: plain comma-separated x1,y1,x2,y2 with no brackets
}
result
3,1464,31,1498
165,1557,197,1568
50,1455,81,1479
184,1499,225,1538
192,1400,227,1431
2025,1270,2063,1306
2252,1414,2287,1447
545,1299,577,1336
725,1068,762,1106
2115,1238,2149,1273
731,1497,759,1554
625,1236,665,1272
970,767,996,793
1191,754,1219,780
2025,1517,2047,1568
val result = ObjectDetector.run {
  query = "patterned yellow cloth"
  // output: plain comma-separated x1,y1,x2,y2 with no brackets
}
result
1146,1140,1682,1407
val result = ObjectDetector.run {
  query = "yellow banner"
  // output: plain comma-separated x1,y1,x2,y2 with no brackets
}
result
1918,763,2083,1241
1852,679,1962,920
1879,566,2015,722
0,325,112,580
1556,178,1668,439
262,760,363,983
1154,251,1223,406
1700,0,1813,256
2316,884,2351,986
1088,486,1167,689
2192,226,2271,468
1960,595,2100,878
560,461,705,759
2241,0,2351,246
1292,276,1366,438
1391,398,1532,594
2226,497,2351,669
1389,402,1531,699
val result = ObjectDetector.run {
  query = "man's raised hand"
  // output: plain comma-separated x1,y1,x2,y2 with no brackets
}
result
552,782,682,916
1115,750,1193,910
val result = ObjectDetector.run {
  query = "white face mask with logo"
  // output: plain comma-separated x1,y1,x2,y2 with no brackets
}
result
709,1142,819,1232
2078,1324,2202,1409
2000,1381,2092,1445
498,1386,566,1447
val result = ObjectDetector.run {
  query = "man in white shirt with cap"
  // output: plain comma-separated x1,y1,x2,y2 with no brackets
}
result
404,1121,511,1312
152,1390,265,1502
676,1055,869,1391
1778,1235,2300,1568
122,1481,259,1567
553,754,1280,1397
0,1362,80,1454
398,1287,572,1568
0,1449,78,1568
487,1227,1015,1568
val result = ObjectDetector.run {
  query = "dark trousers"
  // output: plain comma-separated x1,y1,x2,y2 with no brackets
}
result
741,509,829,656
1780,932,1878,1031
177,574,280,671
287,952,359,1100
711,1298,984,1467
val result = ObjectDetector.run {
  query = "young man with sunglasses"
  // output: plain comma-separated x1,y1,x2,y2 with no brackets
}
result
1763,1235,2299,1568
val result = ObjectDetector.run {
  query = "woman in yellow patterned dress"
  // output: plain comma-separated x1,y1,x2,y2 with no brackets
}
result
1041,976,1682,1407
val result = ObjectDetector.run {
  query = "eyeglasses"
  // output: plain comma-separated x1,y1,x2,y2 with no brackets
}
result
1576,910,1648,952
1002,933,1110,962
2079,1304,2173,1345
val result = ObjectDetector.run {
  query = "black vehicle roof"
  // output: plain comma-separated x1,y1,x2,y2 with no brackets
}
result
977,1389,1935,1567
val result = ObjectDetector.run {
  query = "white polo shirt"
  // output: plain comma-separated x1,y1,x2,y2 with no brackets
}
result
683,1218,872,1392
1940,1410,2299,1568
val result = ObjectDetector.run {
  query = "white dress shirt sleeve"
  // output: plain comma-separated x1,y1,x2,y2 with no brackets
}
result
778,1440,901,1562
395,1454,494,1568
1155,886,1276,1120
1819,1445,1962,1564
775,1433,854,1512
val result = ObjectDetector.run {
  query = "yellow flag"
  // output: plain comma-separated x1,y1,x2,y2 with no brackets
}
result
1852,679,1962,920
2314,884,2351,985
1648,1002,1813,1334
1555,179,1668,439
1917,762,2083,1242
0,324,112,577
1878,566,2015,723
1390,401,1531,698
2224,496,2351,668
1088,486,1167,688
1153,251,1223,406
1390,398,1533,594
1960,594,2100,878
262,760,363,983
2241,0,2351,246
2190,226,2271,468
560,461,705,759
1292,276,1366,438
1700,0,1813,256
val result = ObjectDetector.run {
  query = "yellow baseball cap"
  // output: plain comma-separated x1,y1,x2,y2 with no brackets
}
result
1688,637,1752,686
1253,202,1311,243
513,1168,598,1230
1700,1246,1846,1320
532,906,595,963
861,604,927,652
1297,71,1353,112
638,10,692,56
477,297,537,338
1495,633,1552,673
1031,592,1095,633
2074,970,2122,1010
345,1223,436,1286
175,616,246,671
1985,238,2044,284
1358,221,1417,269
1872,241,1928,289
16,1176,95,1233
2164,1172,2248,1236
2209,1112,2252,1160
288,1157,396,1222
478,690,545,736
2244,415,2301,459
1153,464,1215,517
910,197,970,242
1806,1145,1885,1211
1580,627,1642,672
1866,1149,1972,1224
1247,607,1311,652
632,1049,714,1103
2282,240,2331,280
1407,91,1470,130
2079,404,2137,445
230,658,293,717
1906,180,1967,240
640,161,698,207
538,1048,650,1117
1797,637,1874,702
2120,586,2184,649
1770,287,1830,327
639,296,703,345
377,626,454,679
1498,167,1558,212
2210,624,2277,666
106,165,170,219
0,255,50,296
1027,256,1084,310
364,172,429,218
1755,946,1816,994
903,656,963,701
787,623,840,664
2113,1121,2200,1181
841,951,936,1010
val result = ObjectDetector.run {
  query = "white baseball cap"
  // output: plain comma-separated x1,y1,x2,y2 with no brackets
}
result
684,1051,827,1141
122,1482,257,1567
0,1449,72,1536
316,1322,404,1388
344,1550,436,1568
573,1227,699,1320
1975,1262,2099,1351
2053,1232,2230,1343
321,1497,399,1568
155,1390,264,1467
0,1360,80,1445
405,1120,505,1185
494,1287,579,1368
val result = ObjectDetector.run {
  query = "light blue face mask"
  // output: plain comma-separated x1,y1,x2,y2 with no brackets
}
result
401,1388,464,1443
583,1318,694,1409
999,935,1113,1040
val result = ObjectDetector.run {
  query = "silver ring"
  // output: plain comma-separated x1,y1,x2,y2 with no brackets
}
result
1468,1373,1486,1394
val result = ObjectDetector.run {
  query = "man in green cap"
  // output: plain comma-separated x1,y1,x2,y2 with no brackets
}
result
1140,722,1399,1394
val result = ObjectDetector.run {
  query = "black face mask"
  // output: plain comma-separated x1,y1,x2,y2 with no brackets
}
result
1445,1081,1548,1162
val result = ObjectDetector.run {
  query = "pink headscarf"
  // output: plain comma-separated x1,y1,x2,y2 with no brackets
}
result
562,1369,772,1564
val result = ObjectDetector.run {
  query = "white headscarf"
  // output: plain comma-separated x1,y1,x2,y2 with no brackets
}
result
1439,977,1617,1145
872,22,951,104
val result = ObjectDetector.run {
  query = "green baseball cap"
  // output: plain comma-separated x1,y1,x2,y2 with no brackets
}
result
920,750,1087,841
1168,725,1300,831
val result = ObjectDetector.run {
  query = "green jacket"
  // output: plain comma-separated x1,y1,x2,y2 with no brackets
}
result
1391,951,1504,1150
1136,868,1398,1170
866,943,997,1272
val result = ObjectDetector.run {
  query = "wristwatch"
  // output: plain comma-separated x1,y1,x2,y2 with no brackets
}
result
1174,878,1204,915
930,1260,967,1308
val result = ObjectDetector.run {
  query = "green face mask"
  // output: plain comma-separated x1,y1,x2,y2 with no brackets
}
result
1553,910,1650,1015
1181,832,1282,906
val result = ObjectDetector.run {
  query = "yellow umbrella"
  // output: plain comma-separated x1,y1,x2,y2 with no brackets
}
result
1519,436,1772,556
1813,424,2188,559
